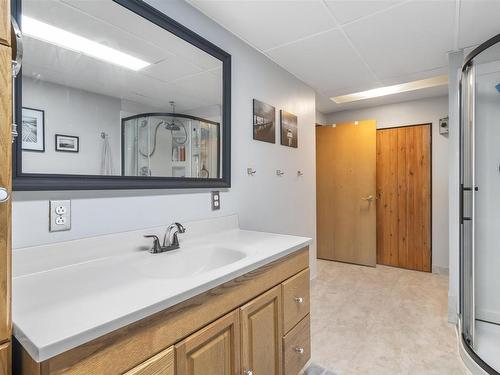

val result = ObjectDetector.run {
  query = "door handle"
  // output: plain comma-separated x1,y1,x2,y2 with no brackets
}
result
361,195,374,202
0,187,10,203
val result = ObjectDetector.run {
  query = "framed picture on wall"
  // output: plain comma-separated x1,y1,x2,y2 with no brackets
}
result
253,99,276,143
22,107,45,152
55,134,79,153
280,110,298,148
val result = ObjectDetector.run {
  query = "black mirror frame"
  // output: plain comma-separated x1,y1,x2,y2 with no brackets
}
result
11,0,231,191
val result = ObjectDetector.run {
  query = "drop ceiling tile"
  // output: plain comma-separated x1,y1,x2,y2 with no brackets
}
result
459,0,500,49
266,28,377,96
190,0,337,51
344,0,455,80
324,0,404,25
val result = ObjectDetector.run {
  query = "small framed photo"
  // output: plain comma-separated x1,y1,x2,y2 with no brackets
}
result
280,110,298,148
55,134,79,153
253,99,276,143
22,107,45,152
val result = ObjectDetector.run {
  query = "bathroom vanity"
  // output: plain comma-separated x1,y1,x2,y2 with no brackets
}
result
12,216,312,375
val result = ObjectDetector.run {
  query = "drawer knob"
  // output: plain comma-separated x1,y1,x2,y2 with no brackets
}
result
295,347,305,354
244,371,254,375
294,297,304,304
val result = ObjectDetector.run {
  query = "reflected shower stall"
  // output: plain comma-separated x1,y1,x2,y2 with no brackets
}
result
460,33,500,374
122,113,220,178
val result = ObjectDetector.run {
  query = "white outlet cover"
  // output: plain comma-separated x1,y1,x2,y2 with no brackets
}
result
49,200,71,232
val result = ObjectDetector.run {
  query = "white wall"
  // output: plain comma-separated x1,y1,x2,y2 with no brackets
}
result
12,0,318,277
22,78,122,176
324,96,449,273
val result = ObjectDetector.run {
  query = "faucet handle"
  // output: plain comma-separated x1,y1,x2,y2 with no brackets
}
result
144,235,162,254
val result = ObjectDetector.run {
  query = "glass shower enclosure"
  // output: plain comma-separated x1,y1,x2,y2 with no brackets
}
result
121,113,220,179
460,33,500,374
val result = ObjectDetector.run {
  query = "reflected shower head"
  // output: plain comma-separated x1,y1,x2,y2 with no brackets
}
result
165,121,180,131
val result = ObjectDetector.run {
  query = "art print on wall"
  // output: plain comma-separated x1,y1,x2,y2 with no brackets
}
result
22,107,45,152
55,134,79,153
280,110,298,148
253,99,276,143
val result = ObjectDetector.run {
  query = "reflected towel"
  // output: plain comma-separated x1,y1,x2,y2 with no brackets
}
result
100,135,114,175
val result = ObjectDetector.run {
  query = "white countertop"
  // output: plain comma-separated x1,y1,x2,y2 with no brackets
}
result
13,215,311,362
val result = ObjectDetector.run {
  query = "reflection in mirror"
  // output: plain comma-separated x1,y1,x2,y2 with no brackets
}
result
20,0,223,179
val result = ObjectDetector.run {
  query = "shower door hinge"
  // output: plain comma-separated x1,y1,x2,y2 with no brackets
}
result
11,123,18,142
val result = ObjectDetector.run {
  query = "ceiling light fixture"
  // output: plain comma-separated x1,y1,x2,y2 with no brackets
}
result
331,75,448,104
22,16,151,71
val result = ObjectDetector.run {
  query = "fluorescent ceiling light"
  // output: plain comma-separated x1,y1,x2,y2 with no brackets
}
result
22,16,150,71
331,75,448,104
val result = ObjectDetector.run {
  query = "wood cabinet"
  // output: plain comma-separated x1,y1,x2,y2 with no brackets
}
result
0,2,12,375
175,310,240,375
240,285,282,375
0,343,11,375
15,248,311,375
124,347,174,375
0,0,10,46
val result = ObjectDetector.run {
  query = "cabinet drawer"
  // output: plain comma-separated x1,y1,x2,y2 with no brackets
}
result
123,346,174,375
283,315,310,375
282,268,309,334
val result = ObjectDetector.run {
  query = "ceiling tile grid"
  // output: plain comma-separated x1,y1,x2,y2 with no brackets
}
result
189,0,500,113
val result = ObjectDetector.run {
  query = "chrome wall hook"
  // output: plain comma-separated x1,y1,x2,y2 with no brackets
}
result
247,168,256,176
276,170,284,177
297,170,304,177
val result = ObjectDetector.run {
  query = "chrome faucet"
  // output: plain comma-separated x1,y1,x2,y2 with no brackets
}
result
144,222,186,254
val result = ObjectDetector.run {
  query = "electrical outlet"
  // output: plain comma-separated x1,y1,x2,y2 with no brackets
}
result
211,191,220,211
50,200,71,232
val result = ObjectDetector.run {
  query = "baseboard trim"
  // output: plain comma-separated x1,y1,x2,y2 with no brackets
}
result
432,265,449,275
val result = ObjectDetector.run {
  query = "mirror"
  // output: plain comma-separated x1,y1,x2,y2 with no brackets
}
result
13,0,230,190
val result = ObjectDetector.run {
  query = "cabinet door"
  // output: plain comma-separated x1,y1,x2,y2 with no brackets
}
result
0,342,10,375
175,310,240,375
0,0,9,46
124,346,174,375
240,285,283,375
0,41,12,348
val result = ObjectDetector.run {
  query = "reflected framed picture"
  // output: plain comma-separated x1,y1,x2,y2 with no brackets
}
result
55,134,79,153
22,107,45,152
253,99,275,143
280,110,298,148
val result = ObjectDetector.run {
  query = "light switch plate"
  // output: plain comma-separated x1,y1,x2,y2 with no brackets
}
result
49,200,71,232
211,191,220,211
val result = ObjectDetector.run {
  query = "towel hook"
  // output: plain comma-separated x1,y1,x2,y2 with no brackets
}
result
247,168,256,176
276,170,284,177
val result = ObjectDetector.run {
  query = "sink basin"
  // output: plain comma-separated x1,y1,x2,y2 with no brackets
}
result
136,246,246,279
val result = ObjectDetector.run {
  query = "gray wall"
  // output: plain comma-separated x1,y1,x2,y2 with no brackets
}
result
324,96,450,274
12,0,318,276
22,78,122,176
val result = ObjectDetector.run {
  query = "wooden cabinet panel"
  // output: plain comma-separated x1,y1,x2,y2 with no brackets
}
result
283,315,310,375
0,42,12,346
240,285,282,375
0,0,10,47
124,347,174,375
282,268,309,334
175,310,240,375
0,342,11,375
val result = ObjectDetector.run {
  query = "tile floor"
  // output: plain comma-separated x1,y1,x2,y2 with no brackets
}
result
310,260,469,375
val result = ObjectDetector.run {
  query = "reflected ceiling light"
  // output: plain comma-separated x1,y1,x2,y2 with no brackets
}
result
22,16,150,71
331,75,448,104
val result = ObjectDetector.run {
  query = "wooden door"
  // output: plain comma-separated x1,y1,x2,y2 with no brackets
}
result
240,285,282,375
175,310,240,375
376,124,431,272
316,120,377,266
0,1,12,374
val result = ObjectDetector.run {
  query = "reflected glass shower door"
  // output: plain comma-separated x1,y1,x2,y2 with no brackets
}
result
460,35,500,374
